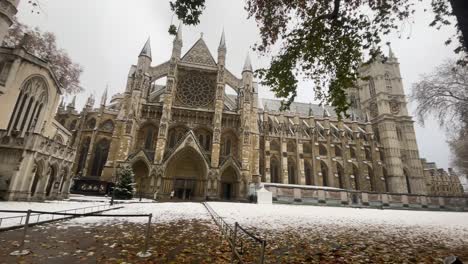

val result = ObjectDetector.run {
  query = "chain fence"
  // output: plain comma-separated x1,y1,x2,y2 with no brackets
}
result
203,202,266,264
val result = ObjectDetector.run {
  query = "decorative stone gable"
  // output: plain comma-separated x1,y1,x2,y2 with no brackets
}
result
181,38,217,67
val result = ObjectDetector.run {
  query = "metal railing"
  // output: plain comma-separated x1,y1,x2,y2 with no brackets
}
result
203,202,266,264
3,208,153,258
0,204,112,229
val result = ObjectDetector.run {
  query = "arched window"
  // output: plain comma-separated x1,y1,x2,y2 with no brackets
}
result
225,139,231,155
198,134,204,146
373,127,380,143
383,168,389,192
336,163,344,189
45,165,56,197
365,148,372,160
7,76,48,136
69,119,77,131
303,143,312,154
305,162,313,185
99,120,114,132
350,147,357,159
86,118,96,129
0,60,12,84
30,162,42,196
319,144,327,156
335,146,342,157
320,161,328,186
205,134,211,151
271,158,280,183
54,134,64,145
270,140,280,152
90,138,110,177
144,126,155,150
76,137,91,174
353,165,360,190
368,165,375,192
288,159,296,184
385,72,392,92
169,133,176,148
369,78,376,97
287,141,296,153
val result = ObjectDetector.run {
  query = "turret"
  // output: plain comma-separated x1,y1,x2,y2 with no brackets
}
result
67,96,76,110
137,37,152,72
100,86,108,107
85,94,95,109
387,43,398,64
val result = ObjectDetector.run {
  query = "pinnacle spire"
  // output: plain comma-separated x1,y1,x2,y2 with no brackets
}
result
139,37,152,59
219,28,226,49
388,43,396,61
86,93,95,108
176,22,183,41
365,112,371,123
101,85,108,106
68,95,76,109
242,52,253,73
323,106,330,118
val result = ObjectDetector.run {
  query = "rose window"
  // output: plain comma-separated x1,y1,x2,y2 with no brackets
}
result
177,75,215,107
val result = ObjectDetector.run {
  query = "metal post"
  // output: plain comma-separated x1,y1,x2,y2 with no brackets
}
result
259,240,266,264
231,222,238,264
110,187,115,206
10,210,31,256
137,213,152,258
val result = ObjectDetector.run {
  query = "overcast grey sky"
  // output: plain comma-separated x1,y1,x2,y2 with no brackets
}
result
15,0,460,169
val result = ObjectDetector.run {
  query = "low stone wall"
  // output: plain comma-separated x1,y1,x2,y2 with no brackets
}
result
263,184,468,211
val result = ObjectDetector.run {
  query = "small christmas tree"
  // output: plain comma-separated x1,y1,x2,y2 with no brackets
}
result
113,165,134,200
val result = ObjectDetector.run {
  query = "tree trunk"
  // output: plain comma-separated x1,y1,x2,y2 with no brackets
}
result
450,0,468,51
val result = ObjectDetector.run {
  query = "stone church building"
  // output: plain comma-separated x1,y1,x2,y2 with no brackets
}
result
56,26,462,200
0,0,463,201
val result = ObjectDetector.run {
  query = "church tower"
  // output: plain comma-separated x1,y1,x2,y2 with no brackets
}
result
354,46,426,194
0,0,18,43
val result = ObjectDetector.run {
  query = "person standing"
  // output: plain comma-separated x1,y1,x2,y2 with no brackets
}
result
170,190,175,200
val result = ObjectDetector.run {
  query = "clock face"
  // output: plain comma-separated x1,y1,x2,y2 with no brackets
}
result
389,100,400,115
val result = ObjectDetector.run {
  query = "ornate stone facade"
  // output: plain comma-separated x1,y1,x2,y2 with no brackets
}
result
54,30,460,200
0,42,76,201
422,159,464,196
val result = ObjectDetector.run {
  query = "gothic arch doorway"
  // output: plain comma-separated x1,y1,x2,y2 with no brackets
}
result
30,162,44,197
220,166,238,200
133,160,150,197
165,147,207,200
45,165,57,197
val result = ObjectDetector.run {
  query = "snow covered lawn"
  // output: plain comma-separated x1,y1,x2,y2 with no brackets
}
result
208,202,468,263
208,202,468,242
66,202,212,226
208,202,468,231
0,200,105,228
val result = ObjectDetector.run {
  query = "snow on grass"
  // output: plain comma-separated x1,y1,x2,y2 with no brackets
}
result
0,200,103,228
207,202,468,243
65,202,212,226
66,194,155,203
